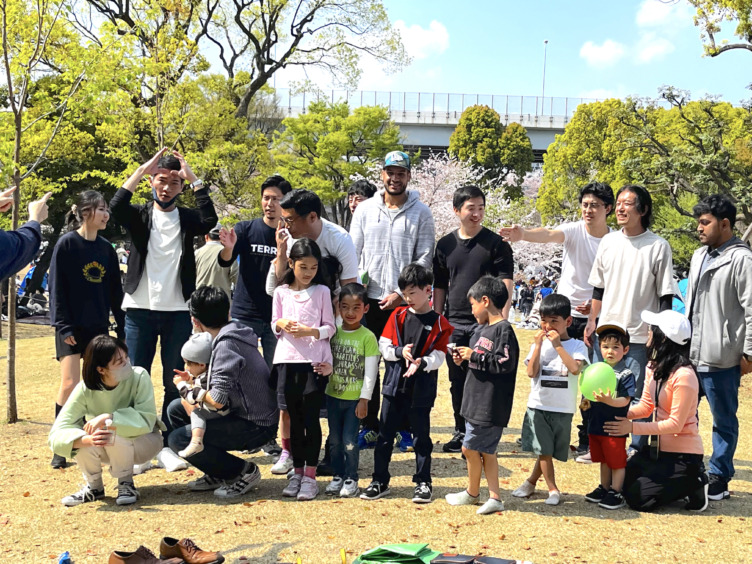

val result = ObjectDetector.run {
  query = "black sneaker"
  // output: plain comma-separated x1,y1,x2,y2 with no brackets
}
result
61,484,105,507
360,480,391,500
262,439,282,457
442,431,464,453
412,482,433,504
116,481,140,506
685,472,709,512
50,453,67,469
316,458,335,477
598,488,626,510
708,473,730,501
585,484,608,503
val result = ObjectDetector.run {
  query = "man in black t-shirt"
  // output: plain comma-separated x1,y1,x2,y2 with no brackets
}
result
218,175,292,366
433,185,514,453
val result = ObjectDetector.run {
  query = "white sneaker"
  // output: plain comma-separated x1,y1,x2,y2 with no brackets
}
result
445,490,480,506
477,498,504,514
339,479,360,498
545,490,561,505
575,451,593,464
133,461,152,475
326,476,344,495
155,447,188,472
270,450,294,475
512,480,536,498
297,476,319,501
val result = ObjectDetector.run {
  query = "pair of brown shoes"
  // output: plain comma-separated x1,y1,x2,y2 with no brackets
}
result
108,537,224,564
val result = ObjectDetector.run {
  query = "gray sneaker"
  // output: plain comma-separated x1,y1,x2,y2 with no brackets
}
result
326,476,344,495
188,474,225,491
339,479,360,498
214,461,261,499
283,473,303,497
61,484,104,507
297,476,319,501
116,481,140,506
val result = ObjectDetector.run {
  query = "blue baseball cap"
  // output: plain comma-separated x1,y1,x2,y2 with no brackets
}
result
383,151,411,171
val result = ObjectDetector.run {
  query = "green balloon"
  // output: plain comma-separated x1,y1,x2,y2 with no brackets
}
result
579,362,617,401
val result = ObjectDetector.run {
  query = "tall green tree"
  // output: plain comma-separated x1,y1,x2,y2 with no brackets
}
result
272,100,401,225
448,105,533,195
689,0,752,57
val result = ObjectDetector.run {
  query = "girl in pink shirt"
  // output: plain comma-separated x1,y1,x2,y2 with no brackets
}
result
605,309,708,512
271,239,335,501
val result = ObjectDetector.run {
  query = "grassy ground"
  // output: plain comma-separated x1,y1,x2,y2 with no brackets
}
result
0,323,751,563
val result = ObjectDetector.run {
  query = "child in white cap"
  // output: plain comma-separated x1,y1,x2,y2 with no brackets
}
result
174,332,227,457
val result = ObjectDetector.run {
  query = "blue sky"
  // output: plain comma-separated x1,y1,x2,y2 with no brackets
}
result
275,0,750,106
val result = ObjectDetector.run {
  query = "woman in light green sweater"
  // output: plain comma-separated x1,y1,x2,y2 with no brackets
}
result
49,334,164,507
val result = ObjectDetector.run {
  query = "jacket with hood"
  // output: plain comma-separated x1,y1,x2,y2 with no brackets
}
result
208,321,278,428
350,189,435,301
686,236,752,370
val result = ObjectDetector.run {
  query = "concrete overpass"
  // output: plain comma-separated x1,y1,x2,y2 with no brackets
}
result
275,89,602,162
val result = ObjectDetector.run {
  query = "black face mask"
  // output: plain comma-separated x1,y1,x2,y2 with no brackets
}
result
152,185,181,209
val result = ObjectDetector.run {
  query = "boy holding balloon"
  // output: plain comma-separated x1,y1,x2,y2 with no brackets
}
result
581,323,637,510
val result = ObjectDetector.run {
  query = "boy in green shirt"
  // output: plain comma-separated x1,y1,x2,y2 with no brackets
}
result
315,283,379,497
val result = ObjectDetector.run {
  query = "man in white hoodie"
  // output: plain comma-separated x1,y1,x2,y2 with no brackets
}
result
350,151,435,441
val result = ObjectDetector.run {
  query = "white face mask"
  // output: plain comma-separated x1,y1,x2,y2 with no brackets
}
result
111,360,133,383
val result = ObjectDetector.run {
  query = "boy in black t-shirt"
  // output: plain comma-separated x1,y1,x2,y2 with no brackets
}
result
433,185,514,453
361,264,453,504
445,276,519,514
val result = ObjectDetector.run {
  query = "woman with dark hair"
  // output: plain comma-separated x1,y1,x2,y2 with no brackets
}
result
48,190,125,469
49,335,163,507
605,309,708,512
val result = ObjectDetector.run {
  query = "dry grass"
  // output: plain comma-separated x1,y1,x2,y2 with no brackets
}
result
0,326,751,564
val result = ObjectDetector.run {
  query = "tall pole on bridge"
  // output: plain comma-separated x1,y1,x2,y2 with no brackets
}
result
541,39,549,101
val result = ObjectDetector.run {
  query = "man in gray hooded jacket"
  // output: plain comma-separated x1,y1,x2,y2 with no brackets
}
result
686,194,752,502
350,151,435,437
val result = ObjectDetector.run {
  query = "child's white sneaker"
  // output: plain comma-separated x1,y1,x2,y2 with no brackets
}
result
545,490,562,505
297,476,319,501
511,480,536,498
445,490,480,506
339,479,360,498
133,461,152,475
477,498,504,514
178,440,204,458
326,476,344,495
270,450,293,475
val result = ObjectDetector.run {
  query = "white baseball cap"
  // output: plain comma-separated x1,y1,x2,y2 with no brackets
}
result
640,310,691,345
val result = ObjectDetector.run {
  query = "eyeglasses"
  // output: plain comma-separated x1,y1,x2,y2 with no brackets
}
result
282,215,298,226
581,202,604,210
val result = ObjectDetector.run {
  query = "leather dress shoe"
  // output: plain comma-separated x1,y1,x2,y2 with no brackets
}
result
159,537,225,564
108,545,184,564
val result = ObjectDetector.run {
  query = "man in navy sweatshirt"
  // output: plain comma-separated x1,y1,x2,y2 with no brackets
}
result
0,189,51,281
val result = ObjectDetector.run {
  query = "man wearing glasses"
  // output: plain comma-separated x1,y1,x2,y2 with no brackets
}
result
585,184,677,456
500,182,614,459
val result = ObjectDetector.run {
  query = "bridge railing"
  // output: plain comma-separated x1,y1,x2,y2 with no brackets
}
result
273,88,601,120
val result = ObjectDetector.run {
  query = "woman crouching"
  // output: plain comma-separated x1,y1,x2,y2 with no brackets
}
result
49,334,164,506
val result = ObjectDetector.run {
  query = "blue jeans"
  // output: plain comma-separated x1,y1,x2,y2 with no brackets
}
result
698,366,741,479
327,396,361,480
125,309,192,444
594,339,649,451
239,318,277,368
167,399,275,480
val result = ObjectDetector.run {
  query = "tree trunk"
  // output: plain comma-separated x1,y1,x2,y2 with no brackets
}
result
6,174,20,424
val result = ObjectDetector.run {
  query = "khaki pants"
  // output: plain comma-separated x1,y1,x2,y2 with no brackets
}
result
75,431,162,488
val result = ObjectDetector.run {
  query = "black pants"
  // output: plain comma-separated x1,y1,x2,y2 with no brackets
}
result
623,449,705,511
446,325,476,435
373,394,433,485
363,299,399,432
569,316,593,449
285,375,325,469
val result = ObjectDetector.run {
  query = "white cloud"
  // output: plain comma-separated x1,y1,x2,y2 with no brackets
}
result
635,32,675,63
636,0,692,29
393,20,449,60
579,39,627,68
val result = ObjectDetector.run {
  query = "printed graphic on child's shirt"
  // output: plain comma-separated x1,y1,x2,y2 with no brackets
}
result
82,261,106,283
326,328,379,401
468,336,510,370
